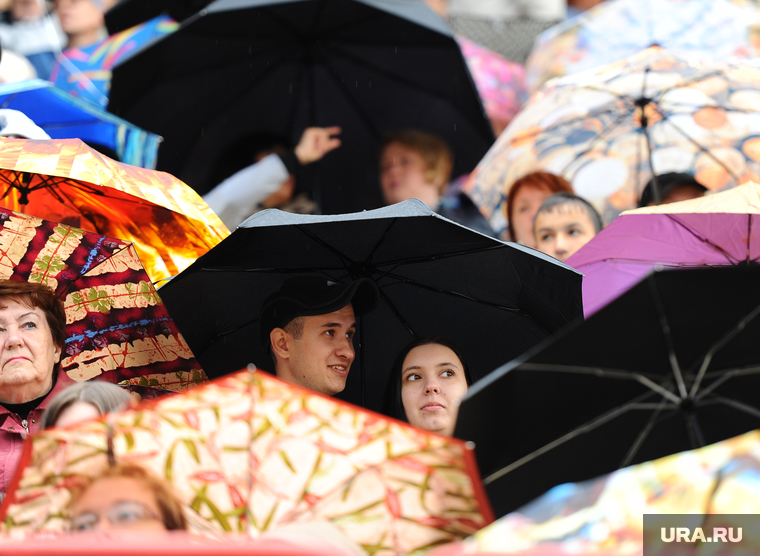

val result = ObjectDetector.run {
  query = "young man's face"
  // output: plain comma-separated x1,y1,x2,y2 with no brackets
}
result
534,205,597,262
55,0,105,37
278,304,356,396
379,142,438,205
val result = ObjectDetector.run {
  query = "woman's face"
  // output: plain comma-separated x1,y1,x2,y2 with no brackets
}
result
401,343,468,436
379,142,439,205
55,401,101,428
510,185,552,247
70,476,166,533
0,299,61,404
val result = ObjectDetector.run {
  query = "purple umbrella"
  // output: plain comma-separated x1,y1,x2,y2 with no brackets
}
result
567,182,760,316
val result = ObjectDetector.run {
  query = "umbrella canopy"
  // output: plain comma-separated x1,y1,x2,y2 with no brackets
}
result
108,0,495,212
50,15,178,108
0,205,206,391
525,0,760,92
0,369,493,555
430,429,760,556
455,265,760,518
568,181,760,316
463,47,760,235
0,137,229,283
105,0,212,33
157,199,583,411
0,80,161,168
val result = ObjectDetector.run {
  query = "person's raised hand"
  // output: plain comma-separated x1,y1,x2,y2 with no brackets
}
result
294,126,342,165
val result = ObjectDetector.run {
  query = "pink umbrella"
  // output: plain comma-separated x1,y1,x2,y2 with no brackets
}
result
567,181,760,316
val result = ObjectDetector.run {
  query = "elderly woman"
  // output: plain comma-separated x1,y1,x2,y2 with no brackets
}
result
41,381,131,429
0,280,74,496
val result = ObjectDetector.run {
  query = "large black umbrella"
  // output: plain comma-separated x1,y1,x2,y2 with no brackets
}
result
108,0,494,212
157,199,582,411
455,265,760,518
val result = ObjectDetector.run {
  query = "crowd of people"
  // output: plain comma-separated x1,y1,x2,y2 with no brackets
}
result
0,0,729,547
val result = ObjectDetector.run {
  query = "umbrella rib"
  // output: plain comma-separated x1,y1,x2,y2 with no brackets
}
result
518,362,681,403
654,110,740,183
292,225,361,272
665,214,741,265
685,411,706,450
647,275,688,399
690,299,760,398
748,214,753,264
483,391,659,485
376,243,507,268
315,52,382,138
620,397,671,468
710,395,760,420
696,365,760,401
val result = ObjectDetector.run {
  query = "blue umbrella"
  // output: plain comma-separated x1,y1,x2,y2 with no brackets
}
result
0,79,161,168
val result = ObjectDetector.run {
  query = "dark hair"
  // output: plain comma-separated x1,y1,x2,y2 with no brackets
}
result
637,172,707,207
382,337,473,422
506,171,574,240
0,280,66,372
534,192,603,234
41,381,132,429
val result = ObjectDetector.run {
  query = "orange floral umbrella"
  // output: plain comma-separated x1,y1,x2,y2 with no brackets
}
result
0,370,493,554
0,205,206,391
0,137,229,282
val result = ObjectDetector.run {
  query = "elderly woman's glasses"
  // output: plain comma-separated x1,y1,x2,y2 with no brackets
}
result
70,500,161,531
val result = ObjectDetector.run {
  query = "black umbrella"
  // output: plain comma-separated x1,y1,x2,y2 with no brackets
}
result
455,265,760,518
107,0,494,212
105,0,213,33
157,199,582,411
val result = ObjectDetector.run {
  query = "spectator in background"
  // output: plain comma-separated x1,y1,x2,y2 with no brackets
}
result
67,462,187,533
637,172,707,208
533,192,602,262
41,381,131,429
55,0,110,49
379,129,496,236
0,0,65,79
506,171,573,247
204,127,341,228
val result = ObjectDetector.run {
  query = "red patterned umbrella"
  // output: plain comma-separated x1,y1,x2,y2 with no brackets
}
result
0,370,491,554
0,205,206,391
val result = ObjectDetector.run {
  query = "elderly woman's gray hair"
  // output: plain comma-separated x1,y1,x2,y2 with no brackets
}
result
41,381,131,429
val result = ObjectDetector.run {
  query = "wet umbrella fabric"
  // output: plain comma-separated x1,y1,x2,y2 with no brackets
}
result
455,265,760,517
526,0,760,92
157,199,583,411
429,429,760,556
0,369,493,555
463,47,760,235
0,79,160,168
567,181,760,316
108,0,494,212
0,206,206,391
0,137,229,283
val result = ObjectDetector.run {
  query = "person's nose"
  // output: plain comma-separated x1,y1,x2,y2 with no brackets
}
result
554,234,569,256
424,379,440,395
334,334,355,361
4,324,23,349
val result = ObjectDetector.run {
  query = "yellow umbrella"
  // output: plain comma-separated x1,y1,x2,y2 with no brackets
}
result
0,138,229,282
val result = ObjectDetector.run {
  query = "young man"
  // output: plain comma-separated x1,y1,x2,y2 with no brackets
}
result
260,276,379,396
533,192,603,262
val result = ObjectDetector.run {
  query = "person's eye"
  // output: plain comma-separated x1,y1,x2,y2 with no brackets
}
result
324,329,334,337
539,233,552,242
405,373,421,382
568,228,582,236
517,205,530,213
111,507,143,524
71,514,98,531
346,330,355,340
22,321,37,329
441,369,454,378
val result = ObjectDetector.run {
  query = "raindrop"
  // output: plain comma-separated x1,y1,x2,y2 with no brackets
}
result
395,47,397,53
454,123,457,131
356,81,358,87
289,83,293,93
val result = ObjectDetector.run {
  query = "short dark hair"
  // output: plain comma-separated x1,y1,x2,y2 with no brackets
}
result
382,337,473,423
534,192,603,234
638,172,707,207
0,280,66,371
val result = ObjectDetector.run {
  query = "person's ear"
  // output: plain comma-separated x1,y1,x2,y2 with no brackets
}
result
270,328,291,360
